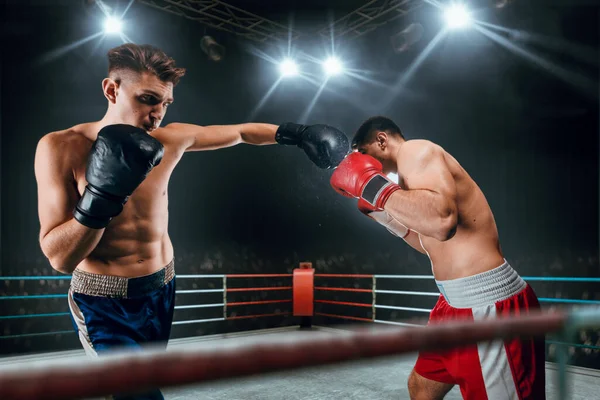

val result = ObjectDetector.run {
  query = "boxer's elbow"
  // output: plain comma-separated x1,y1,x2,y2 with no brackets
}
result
40,239,75,274
46,250,79,274
434,204,458,242
437,220,457,242
49,257,76,274
44,249,72,274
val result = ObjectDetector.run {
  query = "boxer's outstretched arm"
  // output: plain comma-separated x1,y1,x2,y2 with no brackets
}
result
385,143,458,241
35,135,104,274
165,123,278,151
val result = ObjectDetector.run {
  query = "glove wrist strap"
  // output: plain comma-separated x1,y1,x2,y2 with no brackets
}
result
275,123,305,145
73,185,127,229
361,174,401,209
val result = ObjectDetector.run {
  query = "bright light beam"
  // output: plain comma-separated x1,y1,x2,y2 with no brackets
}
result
121,0,135,18
323,57,343,76
476,20,599,68
343,70,392,89
247,77,284,121
299,80,329,124
444,3,472,29
104,16,122,34
279,59,299,77
36,32,105,65
380,29,448,111
474,24,597,99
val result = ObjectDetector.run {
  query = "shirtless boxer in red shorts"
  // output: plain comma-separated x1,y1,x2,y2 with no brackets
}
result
330,116,545,400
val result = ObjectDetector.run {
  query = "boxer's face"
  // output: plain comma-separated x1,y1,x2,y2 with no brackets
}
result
104,72,174,133
357,132,397,174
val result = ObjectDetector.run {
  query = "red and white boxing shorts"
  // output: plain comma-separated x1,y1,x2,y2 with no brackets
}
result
414,260,546,400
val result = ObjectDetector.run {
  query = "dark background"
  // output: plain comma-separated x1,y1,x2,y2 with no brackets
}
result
1,0,598,366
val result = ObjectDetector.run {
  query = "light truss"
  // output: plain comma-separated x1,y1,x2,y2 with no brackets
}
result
137,0,299,44
318,0,424,41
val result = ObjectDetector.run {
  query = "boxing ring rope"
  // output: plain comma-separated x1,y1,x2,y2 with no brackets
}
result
0,308,599,400
311,272,600,400
0,273,294,337
313,273,600,321
2,270,599,344
311,271,600,368
2,270,599,334
1,266,599,399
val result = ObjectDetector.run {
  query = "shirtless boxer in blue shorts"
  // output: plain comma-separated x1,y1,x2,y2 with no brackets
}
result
34,43,349,399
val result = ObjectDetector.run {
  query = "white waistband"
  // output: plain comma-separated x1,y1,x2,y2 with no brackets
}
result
435,260,527,309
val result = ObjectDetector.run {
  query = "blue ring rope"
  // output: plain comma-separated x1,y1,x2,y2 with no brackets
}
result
2,295,598,305
2,276,71,280
3,275,600,282
538,298,600,304
0,330,74,339
0,294,68,300
522,277,600,282
0,312,70,320
546,341,600,351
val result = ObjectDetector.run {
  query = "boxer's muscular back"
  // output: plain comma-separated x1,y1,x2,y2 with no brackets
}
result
38,123,184,277
399,141,504,280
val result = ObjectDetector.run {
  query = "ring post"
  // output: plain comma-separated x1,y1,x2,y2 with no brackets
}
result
293,262,314,329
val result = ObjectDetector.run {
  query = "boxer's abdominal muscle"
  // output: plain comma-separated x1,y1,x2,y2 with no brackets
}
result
75,151,178,277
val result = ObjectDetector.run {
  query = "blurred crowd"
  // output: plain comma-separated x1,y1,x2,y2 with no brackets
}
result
1,246,598,369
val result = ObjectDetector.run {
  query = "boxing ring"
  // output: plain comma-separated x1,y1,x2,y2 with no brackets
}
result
1,264,599,399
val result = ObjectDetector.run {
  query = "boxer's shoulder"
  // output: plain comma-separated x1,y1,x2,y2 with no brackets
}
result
37,124,94,167
152,122,189,140
149,123,195,153
401,139,443,154
40,123,95,148
398,139,446,167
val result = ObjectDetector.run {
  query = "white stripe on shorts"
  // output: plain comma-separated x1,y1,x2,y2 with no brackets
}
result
472,305,519,400
67,289,98,357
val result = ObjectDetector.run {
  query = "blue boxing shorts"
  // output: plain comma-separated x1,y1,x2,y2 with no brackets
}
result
67,260,176,400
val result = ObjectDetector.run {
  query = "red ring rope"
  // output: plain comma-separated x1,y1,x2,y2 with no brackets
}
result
315,286,372,293
0,310,567,400
227,312,291,320
227,286,292,292
315,312,374,322
227,300,292,306
315,300,372,308
226,274,292,278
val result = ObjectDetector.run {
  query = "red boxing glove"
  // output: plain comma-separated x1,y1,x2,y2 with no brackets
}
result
330,152,401,212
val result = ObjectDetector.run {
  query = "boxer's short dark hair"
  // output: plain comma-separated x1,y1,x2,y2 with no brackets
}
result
107,43,186,85
352,116,404,149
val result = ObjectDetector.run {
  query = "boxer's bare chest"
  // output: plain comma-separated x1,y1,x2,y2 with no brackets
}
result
70,133,183,237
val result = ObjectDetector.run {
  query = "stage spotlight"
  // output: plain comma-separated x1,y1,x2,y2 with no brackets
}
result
323,57,343,76
200,36,225,62
279,59,298,77
104,16,122,34
444,4,472,29
390,23,424,53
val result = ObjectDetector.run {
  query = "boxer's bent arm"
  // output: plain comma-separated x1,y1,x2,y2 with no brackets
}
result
40,220,104,274
35,135,104,274
402,230,427,255
385,143,458,241
164,122,278,151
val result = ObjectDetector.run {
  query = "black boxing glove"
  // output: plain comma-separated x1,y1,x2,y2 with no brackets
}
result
276,123,350,169
73,124,164,229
